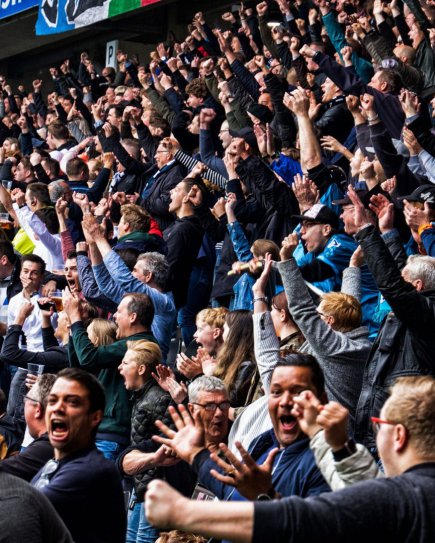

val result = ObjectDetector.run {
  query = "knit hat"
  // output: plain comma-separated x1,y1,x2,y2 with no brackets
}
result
247,103,274,124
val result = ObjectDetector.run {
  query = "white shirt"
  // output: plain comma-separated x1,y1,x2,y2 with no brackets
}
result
7,291,54,352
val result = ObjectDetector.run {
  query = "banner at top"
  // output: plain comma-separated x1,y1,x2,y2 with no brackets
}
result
0,0,38,20
36,0,161,35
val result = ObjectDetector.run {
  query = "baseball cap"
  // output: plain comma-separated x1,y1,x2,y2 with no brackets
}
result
399,185,435,210
229,127,259,153
292,203,340,229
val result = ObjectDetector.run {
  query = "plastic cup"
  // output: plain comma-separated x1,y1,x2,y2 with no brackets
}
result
1,180,12,191
0,212,11,230
27,363,45,376
50,290,63,312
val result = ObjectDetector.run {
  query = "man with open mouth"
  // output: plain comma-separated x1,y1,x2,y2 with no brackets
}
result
153,353,330,505
31,367,126,543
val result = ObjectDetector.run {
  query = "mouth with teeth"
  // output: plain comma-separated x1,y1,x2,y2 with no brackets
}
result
50,419,69,442
279,414,298,433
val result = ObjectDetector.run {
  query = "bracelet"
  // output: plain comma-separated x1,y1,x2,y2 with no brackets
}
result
253,296,268,304
367,114,378,122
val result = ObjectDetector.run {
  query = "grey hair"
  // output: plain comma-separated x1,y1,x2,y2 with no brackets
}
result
403,255,435,290
48,180,69,203
137,252,169,290
29,373,57,410
188,376,228,404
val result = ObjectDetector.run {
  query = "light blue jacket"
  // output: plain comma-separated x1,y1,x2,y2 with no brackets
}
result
93,250,177,361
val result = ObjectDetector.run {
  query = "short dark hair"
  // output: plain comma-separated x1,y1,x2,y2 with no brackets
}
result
272,353,325,396
377,69,402,94
26,183,51,206
47,122,70,141
66,157,89,179
42,157,60,178
108,105,123,118
55,368,106,413
21,253,46,275
34,207,59,235
66,250,77,260
123,293,154,329
0,240,16,264
116,248,139,271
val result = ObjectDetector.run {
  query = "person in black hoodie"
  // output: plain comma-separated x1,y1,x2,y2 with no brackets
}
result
163,178,204,310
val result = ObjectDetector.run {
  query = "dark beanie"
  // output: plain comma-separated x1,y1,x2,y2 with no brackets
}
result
247,103,274,124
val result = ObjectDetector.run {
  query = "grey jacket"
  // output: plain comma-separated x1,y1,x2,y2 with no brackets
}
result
277,258,372,429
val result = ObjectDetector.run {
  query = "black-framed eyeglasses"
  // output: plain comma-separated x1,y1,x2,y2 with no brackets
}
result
192,401,231,412
33,459,60,490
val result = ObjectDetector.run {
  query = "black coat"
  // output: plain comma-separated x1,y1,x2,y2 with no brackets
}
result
354,225,435,449
141,162,187,232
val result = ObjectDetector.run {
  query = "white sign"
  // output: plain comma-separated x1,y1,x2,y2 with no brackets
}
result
106,40,119,69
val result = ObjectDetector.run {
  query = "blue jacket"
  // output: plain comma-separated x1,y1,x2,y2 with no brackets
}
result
193,430,330,501
93,249,177,361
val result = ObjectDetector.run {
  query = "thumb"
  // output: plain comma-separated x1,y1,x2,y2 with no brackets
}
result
263,447,280,472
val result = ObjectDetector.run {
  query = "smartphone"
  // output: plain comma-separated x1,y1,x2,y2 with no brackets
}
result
37,300,56,311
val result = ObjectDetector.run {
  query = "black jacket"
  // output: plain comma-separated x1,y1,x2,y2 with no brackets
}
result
163,214,204,308
0,433,53,481
0,325,68,373
117,380,195,502
141,162,187,232
354,225,435,448
235,155,300,245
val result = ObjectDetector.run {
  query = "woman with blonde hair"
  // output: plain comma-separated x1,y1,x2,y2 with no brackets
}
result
87,318,117,347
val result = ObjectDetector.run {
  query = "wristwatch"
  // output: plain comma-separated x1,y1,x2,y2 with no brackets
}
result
253,296,268,304
256,487,277,501
332,439,357,462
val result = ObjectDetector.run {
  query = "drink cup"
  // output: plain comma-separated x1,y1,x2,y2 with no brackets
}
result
0,212,11,230
27,363,45,376
50,290,63,312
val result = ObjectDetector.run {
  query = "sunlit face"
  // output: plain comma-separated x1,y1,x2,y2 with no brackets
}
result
268,366,318,448
155,144,173,170
132,259,148,283
219,121,232,149
113,296,133,339
14,162,30,182
64,257,80,292
193,318,221,354
187,94,203,109
118,350,146,390
189,390,229,444
340,204,357,235
168,182,188,213
321,77,338,103
46,377,102,460
55,311,70,342
300,221,329,254
369,71,385,93
20,260,44,292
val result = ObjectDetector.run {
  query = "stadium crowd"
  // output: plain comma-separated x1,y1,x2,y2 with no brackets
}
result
0,0,435,541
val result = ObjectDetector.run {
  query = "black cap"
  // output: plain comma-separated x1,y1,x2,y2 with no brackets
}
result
247,103,274,124
399,185,435,210
229,127,259,153
292,203,340,229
